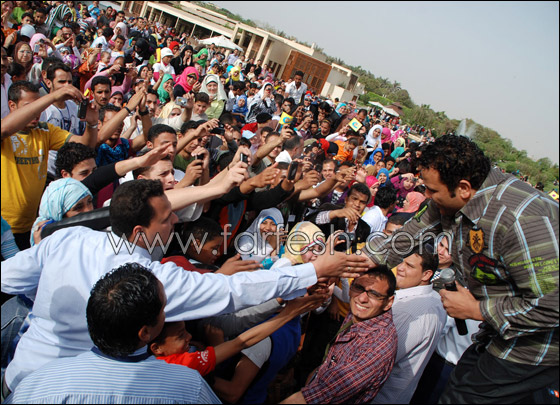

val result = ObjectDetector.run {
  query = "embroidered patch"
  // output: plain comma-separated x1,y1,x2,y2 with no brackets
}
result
469,228,485,254
469,254,500,285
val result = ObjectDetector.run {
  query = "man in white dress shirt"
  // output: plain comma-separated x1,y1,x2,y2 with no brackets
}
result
373,242,447,404
1,175,368,393
284,70,308,105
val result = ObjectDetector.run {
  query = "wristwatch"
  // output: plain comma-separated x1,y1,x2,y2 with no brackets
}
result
138,108,149,116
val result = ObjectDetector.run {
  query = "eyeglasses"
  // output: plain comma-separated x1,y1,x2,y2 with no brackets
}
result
187,75,197,79
349,283,389,301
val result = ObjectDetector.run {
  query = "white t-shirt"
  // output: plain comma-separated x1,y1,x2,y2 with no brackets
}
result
40,100,81,177
361,205,388,233
285,81,308,104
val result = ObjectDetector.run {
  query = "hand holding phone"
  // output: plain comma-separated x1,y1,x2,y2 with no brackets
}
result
288,161,299,180
78,98,89,119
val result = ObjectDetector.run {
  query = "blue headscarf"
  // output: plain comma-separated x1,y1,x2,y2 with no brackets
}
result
377,168,391,187
365,147,385,166
31,178,92,246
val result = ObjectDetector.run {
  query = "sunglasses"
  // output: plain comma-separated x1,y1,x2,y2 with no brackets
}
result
350,283,390,301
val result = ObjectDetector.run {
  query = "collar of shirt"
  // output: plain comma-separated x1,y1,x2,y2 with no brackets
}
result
340,310,394,341
91,345,151,363
395,283,434,301
458,168,507,224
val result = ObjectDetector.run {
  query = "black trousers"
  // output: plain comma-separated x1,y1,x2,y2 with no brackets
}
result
439,344,559,404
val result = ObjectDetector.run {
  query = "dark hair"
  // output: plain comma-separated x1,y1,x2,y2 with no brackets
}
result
35,7,48,15
110,180,165,238
284,135,302,152
347,138,359,147
55,142,97,178
99,104,121,122
87,263,163,357
386,212,414,226
294,70,304,78
232,81,246,92
260,126,274,138
238,138,251,148
115,34,125,42
102,27,114,38
133,155,172,179
373,187,397,209
194,92,209,104
318,101,332,114
363,265,396,298
349,182,371,202
384,156,396,165
8,80,39,103
418,135,490,194
46,62,71,81
7,62,25,78
180,120,203,134
148,124,176,143
181,216,222,244
283,97,294,106
21,12,34,22
92,75,112,92
408,240,439,278
358,108,367,115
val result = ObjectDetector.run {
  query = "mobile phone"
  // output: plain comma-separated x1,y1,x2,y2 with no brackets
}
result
196,154,204,161
240,153,249,164
175,97,188,107
287,161,299,180
34,44,40,53
78,98,89,119
210,122,225,135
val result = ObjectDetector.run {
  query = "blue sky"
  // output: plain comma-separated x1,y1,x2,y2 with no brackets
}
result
211,1,559,164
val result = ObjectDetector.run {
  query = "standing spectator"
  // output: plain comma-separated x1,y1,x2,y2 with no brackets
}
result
285,70,308,105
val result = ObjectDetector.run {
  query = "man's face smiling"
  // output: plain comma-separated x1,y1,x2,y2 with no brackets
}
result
350,275,393,323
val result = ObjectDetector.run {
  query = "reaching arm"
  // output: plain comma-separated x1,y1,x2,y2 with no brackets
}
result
98,88,146,146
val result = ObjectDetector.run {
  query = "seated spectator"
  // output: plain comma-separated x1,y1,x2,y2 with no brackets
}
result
282,266,398,404
4,263,220,404
373,243,447,404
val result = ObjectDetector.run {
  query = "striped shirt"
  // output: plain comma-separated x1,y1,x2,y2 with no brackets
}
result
4,347,220,404
365,168,559,366
301,310,397,403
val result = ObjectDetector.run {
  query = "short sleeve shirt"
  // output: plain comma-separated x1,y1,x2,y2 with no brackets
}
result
158,346,216,376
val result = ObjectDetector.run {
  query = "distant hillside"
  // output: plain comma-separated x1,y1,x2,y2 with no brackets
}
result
196,1,559,190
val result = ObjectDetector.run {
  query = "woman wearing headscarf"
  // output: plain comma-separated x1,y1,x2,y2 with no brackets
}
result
246,82,276,124
46,3,73,37
158,101,182,120
30,178,93,246
193,47,209,73
170,44,193,75
271,221,325,269
398,191,426,214
200,73,227,119
174,65,199,98
364,147,384,167
376,168,393,189
391,137,406,159
366,124,383,150
157,73,175,104
237,208,284,268
365,175,380,209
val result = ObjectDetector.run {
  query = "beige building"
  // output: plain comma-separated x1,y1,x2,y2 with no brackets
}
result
119,1,363,99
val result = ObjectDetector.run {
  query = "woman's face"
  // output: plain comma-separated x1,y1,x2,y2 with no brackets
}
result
259,218,277,241
169,108,181,118
206,81,218,94
301,244,322,263
378,173,387,184
186,73,197,85
139,66,148,79
373,128,381,137
403,177,415,190
109,94,122,106
376,161,385,171
373,152,382,163
17,44,32,63
64,195,94,218
264,85,272,97
185,49,192,58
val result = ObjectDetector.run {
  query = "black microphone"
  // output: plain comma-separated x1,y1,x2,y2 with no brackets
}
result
439,268,469,336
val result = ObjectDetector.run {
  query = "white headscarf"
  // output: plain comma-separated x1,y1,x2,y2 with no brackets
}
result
200,74,227,102
249,82,274,110
237,208,284,263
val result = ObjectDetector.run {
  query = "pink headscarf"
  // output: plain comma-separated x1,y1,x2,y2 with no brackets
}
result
29,33,47,50
399,191,426,213
366,176,379,208
175,66,199,93
381,127,392,142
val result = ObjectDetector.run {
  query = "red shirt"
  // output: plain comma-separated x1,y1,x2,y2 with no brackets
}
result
158,346,216,376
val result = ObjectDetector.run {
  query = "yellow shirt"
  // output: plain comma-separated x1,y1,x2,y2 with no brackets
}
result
1,123,71,233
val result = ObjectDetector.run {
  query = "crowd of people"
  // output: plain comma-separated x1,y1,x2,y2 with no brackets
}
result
1,1,558,404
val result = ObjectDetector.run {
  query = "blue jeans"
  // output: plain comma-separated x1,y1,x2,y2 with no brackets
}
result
1,296,32,381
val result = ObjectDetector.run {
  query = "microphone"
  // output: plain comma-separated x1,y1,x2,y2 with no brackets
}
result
439,268,469,336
